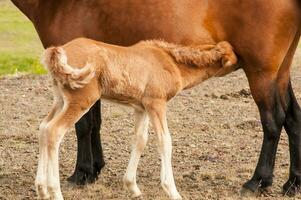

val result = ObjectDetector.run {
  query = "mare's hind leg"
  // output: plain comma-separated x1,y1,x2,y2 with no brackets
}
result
242,31,300,195
280,32,301,196
242,71,286,194
123,110,149,197
283,82,301,196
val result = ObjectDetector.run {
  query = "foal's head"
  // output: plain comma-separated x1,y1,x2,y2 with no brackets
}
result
209,41,238,77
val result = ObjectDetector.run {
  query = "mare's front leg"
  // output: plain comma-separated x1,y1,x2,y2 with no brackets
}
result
91,100,105,180
144,99,182,200
67,109,93,185
67,100,105,185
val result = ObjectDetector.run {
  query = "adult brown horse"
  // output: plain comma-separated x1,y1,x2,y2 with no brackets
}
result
11,0,301,197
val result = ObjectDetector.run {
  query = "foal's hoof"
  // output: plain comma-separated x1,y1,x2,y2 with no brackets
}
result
283,179,301,197
36,184,50,199
123,178,142,198
170,193,182,200
131,190,142,198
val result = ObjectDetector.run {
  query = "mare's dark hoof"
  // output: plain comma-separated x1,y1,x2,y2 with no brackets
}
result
67,161,105,185
93,160,105,178
67,169,96,185
240,187,257,197
241,179,273,197
283,179,301,197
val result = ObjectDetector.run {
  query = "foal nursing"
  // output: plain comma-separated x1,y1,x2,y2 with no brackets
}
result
36,38,238,200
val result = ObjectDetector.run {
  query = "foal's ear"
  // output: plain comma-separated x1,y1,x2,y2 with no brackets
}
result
216,41,238,68
213,41,239,77
222,53,237,68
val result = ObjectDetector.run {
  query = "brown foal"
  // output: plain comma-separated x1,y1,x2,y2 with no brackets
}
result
36,38,237,200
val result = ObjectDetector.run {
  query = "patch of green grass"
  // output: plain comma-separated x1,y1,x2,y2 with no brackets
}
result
0,0,44,76
0,53,45,76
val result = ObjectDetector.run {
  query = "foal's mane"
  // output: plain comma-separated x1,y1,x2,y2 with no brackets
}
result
139,40,226,68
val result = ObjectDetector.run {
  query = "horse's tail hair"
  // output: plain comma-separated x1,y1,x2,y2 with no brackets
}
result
42,47,95,89
145,40,238,69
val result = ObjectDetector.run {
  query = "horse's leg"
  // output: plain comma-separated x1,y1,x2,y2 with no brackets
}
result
45,106,92,199
144,99,182,200
67,100,104,185
283,82,301,196
36,104,62,199
45,90,99,199
242,30,300,194
90,100,105,179
280,31,301,196
123,110,149,197
36,87,63,199
67,109,93,185
242,71,286,194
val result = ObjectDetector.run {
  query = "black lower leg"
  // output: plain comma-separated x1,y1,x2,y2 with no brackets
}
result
283,83,301,196
67,107,94,185
91,100,105,178
243,88,285,193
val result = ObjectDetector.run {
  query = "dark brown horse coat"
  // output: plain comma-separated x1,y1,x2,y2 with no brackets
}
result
11,0,301,196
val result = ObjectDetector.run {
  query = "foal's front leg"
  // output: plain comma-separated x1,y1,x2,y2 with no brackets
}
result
145,100,182,200
123,110,149,197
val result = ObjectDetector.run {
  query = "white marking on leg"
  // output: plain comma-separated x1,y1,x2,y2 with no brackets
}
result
36,100,63,199
159,129,181,200
35,122,50,199
123,110,149,197
147,105,182,200
40,92,97,200
46,125,65,200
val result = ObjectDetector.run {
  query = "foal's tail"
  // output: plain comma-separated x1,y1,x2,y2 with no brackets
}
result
42,47,95,89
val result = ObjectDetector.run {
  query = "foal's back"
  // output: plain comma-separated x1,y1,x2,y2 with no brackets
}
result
61,38,183,102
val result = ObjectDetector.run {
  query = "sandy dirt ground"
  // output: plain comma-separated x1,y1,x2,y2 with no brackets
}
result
1,51,301,200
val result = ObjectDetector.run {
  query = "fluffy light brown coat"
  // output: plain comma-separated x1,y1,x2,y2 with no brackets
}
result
36,37,237,200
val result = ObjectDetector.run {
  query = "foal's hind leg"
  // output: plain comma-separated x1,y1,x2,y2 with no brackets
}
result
46,99,98,199
123,110,149,197
36,89,64,199
36,86,99,199
144,99,181,200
